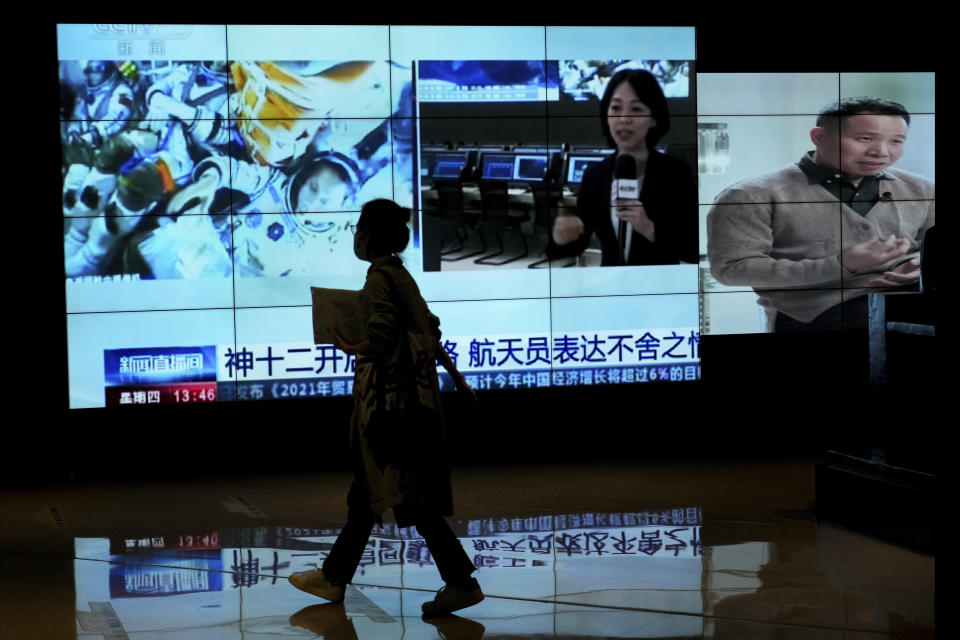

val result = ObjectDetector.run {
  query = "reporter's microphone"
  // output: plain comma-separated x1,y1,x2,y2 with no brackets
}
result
614,154,638,263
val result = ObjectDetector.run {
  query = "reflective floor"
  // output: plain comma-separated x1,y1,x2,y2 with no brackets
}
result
1,460,934,638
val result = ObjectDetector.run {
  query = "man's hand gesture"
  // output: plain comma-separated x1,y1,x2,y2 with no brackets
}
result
867,257,921,287
841,235,910,272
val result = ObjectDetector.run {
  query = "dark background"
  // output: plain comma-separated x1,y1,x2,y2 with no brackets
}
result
14,18,938,485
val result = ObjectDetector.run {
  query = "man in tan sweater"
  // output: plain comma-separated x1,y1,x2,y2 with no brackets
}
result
707,97,935,331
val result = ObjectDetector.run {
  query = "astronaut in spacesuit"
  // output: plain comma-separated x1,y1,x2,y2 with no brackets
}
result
141,60,234,153
62,60,134,276
164,148,367,277
157,60,415,278
63,61,236,277
168,59,407,209
64,58,414,279
65,60,134,147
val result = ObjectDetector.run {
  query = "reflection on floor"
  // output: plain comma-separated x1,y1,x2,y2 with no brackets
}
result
1,461,934,639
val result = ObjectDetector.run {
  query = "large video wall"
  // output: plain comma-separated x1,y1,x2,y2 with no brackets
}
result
58,25,933,409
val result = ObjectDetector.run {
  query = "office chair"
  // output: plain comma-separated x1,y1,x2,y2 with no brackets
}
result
474,180,530,265
527,179,576,269
431,179,486,261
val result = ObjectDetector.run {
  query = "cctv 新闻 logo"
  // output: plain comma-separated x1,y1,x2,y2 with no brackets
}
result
91,24,192,40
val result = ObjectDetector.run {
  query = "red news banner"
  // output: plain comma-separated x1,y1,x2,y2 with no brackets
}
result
105,381,218,406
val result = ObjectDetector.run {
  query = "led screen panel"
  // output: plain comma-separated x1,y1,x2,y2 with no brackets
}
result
58,24,700,408
697,72,935,335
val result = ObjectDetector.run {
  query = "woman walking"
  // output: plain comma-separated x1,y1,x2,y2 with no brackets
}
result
289,198,482,618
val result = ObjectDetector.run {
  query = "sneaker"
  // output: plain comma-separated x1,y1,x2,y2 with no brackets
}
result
288,566,346,603
421,578,484,617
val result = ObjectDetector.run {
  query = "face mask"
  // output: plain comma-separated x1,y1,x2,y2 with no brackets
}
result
353,234,369,261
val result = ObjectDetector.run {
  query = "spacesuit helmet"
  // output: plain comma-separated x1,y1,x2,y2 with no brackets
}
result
288,151,361,213
83,61,118,90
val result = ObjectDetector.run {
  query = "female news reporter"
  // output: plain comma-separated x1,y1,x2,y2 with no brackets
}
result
549,68,698,266
289,198,482,618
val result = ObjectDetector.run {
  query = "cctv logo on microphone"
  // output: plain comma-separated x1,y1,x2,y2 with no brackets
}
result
617,181,639,199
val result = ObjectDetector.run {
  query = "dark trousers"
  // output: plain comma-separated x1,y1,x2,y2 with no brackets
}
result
322,478,476,587
775,296,869,332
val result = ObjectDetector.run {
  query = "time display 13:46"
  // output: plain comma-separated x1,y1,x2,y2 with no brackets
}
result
171,384,217,403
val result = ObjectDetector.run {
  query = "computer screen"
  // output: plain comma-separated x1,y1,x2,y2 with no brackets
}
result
418,60,559,102
560,59,690,100
432,153,467,179
480,154,516,180
514,155,548,181
420,152,436,178
566,155,609,184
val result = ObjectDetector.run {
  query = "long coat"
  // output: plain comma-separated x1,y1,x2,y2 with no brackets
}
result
349,255,453,527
